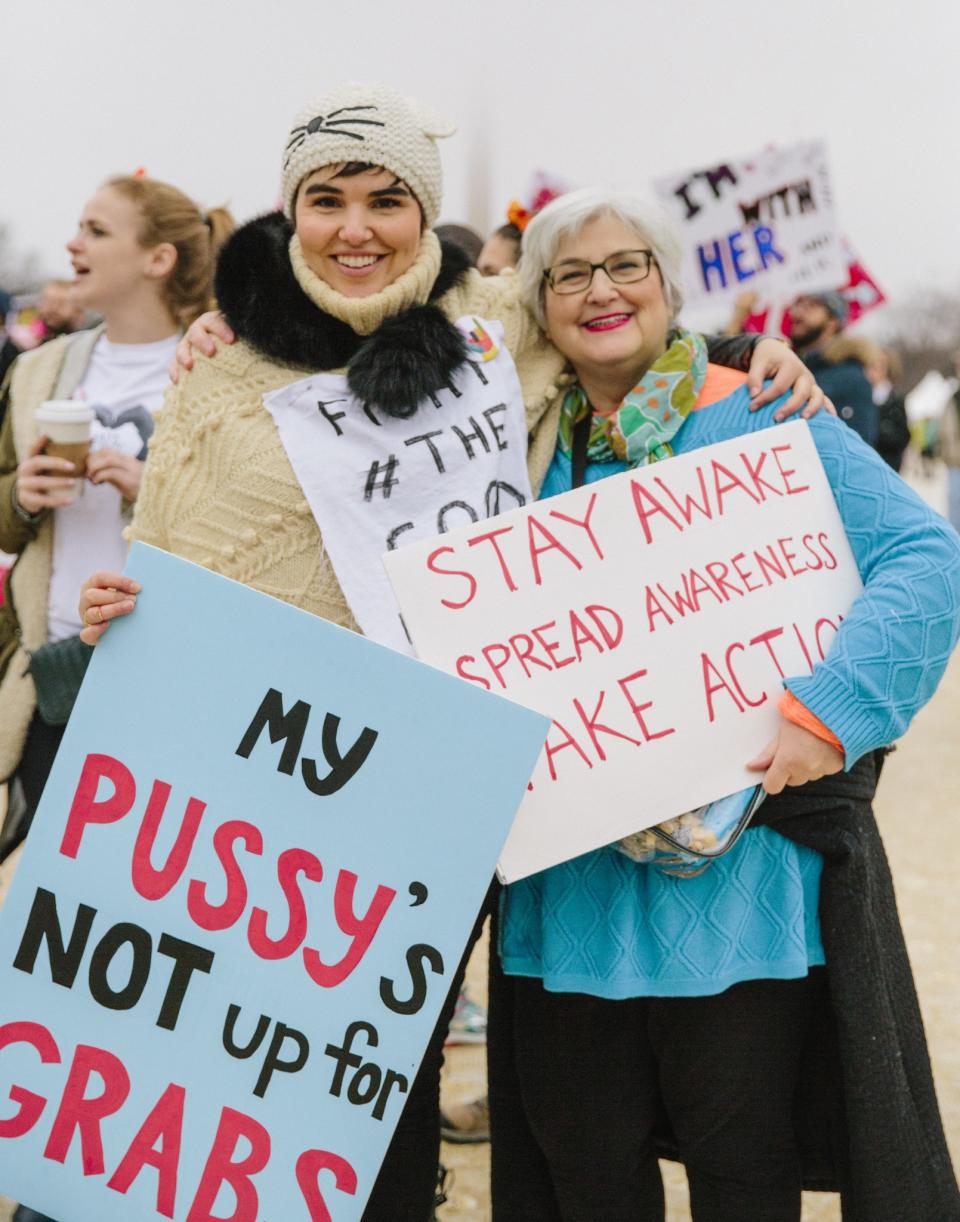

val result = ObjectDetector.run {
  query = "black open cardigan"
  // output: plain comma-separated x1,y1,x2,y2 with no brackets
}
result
748,756,960,1221
488,756,960,1222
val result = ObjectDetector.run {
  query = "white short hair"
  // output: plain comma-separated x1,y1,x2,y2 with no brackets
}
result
518,187,685,329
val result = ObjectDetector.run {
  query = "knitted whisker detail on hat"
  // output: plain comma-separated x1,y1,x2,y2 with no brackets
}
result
284,106,387,167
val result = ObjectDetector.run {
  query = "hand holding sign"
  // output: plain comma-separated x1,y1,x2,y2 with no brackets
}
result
747,717,843,795
78,571,141,644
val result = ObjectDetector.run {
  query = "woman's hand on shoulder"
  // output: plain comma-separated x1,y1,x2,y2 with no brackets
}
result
747,718,844,795
14,436,78,514
169,311,235,384
78,571,141,645
86,451,144,501
747,338,836,421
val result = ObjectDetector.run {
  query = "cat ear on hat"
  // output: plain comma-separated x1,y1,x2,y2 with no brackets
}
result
410,101,456,140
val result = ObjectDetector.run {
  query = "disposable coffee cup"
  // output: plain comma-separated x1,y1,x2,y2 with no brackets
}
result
35,400,95,498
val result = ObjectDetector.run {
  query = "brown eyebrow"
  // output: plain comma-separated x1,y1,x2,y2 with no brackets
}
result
304,183,344,198
303,179,409,201
369,184,411,199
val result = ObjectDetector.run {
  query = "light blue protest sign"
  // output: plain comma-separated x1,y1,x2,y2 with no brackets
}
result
0,543,547,1221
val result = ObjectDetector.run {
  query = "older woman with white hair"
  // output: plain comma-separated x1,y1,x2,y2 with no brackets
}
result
487,188,960,1222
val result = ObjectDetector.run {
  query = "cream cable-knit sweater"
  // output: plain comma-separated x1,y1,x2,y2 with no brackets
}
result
130,253,567,629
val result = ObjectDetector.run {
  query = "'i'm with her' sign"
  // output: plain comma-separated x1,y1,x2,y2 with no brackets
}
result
385,420,864,883
0,544,547,1221
653,141,845,327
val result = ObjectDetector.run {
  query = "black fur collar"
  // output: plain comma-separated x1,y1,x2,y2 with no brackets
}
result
214,211,472,417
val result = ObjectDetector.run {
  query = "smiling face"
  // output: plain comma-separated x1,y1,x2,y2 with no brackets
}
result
543,215,671,402
65,187,164,315
294,165,423,297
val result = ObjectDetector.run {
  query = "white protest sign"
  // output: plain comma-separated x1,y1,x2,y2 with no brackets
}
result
905,371,959,422
653,141,845,325
263,317,531,653
385,421,864,883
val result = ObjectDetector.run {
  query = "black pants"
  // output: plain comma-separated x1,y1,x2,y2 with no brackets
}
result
361,878,499,1220
489,945,820,1222
5,719,62,1222
0,715,64,862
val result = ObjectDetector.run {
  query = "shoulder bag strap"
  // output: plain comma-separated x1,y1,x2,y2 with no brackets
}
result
571,412,591,490
52,326,104,399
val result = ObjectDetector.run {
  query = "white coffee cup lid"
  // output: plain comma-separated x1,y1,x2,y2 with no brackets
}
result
36,400,95,424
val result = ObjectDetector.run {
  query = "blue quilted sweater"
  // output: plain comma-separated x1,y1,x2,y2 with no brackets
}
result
500,383,960,999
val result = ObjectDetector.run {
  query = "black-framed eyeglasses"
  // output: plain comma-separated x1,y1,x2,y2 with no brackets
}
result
543,249,657,294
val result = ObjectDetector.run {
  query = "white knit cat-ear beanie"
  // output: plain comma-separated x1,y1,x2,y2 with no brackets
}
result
281,82,455,227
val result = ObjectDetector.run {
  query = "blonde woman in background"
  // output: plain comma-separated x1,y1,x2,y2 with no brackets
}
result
0,176,233,871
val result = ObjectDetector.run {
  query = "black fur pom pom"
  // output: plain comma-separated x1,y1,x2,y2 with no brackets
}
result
347,304,469,418
215,211,363,370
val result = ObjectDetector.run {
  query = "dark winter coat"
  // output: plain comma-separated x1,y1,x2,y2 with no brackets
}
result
802,336,879,448
875,388,911,470
746,757,960,1220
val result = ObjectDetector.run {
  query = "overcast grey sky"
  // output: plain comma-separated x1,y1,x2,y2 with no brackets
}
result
3,0,958,331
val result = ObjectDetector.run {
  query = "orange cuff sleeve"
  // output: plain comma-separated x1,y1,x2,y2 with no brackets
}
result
778,690,844,754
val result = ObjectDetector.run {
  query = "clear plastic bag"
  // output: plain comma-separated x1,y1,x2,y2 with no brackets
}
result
615,785,765,878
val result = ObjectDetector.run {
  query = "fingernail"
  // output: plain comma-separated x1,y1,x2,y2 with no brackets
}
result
131,582,142,593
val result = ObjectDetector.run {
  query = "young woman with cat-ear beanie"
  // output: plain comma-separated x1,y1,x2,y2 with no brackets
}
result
77,82,825,1219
